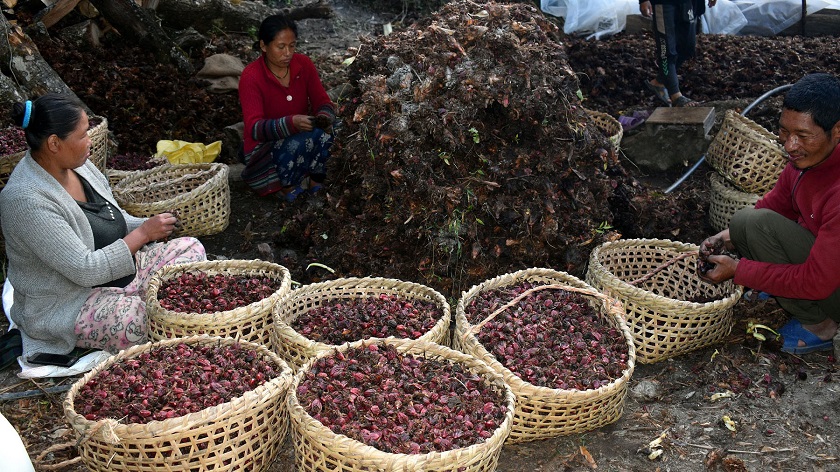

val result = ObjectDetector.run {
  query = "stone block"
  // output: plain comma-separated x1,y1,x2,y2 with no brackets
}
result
622,107,715,172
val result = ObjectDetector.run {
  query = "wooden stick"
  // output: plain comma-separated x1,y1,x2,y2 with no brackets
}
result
626,251,697,286
463,283,610,340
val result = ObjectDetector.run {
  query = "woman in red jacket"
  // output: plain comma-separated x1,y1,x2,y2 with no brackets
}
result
239,14,336,201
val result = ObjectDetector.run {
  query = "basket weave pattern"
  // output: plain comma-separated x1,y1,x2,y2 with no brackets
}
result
586,108,623,151
106,157,168,187
453,268,635,443
113,163,230,237
146,259,291,348
288,337,515,472
271,277,451,372
63,335,293,472
706,110,786,194
0,150,25,191
708,172,762,232
88,116,109,173
586,239,742,364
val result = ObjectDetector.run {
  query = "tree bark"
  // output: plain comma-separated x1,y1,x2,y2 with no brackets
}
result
0,14,92,115
87,0,194,75
155,0,333,34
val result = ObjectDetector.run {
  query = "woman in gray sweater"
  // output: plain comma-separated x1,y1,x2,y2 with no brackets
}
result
0,94,206,361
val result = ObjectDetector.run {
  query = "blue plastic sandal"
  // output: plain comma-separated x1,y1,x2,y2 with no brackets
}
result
309,183,323,194
282,186,306,202
779,319,833,354
645,81,672,107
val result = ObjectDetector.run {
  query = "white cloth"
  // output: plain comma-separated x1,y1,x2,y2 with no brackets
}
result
3,278,14,329
16,349,111,379
0,411,36,472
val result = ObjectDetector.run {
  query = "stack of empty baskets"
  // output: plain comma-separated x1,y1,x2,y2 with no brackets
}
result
705,110,787,231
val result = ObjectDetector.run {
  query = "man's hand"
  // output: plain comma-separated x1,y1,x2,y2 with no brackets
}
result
699,254,737,283
640,0,652,18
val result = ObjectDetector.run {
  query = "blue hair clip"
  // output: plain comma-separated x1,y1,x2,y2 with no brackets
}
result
22,100,32,129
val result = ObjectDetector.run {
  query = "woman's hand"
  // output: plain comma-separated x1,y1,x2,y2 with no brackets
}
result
123,212,177,253
141,212,178,241
293,114,314,132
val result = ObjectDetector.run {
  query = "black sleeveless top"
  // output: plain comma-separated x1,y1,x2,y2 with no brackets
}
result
76,175,135,288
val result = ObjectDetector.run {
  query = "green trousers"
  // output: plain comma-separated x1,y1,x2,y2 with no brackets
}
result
730,207,840,324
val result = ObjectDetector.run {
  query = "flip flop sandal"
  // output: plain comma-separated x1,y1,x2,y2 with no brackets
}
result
308,183,323,194
282,186,306,202
645,82,671,106
0,329,23,371
779,319,834,354
673,95,700,107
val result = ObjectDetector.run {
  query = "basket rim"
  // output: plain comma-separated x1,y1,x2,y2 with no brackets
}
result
145,259,292,322
63,334,293,439
112,162,228,202
455,267,636,398
287,336,516,464
587,238,744,310
272,276,451,352
709,171,764,201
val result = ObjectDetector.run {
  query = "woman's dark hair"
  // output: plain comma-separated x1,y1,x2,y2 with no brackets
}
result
253,14,298,51
10,93,85,152
783,73,840,134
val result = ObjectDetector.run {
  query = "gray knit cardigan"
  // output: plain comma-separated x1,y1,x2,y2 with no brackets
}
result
0,153,146,359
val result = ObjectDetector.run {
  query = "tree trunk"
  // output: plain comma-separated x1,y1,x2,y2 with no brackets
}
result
87,0,194,75
0,14,92,115
155,0,333,34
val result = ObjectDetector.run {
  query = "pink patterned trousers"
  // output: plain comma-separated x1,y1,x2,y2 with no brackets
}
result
74,237,206,353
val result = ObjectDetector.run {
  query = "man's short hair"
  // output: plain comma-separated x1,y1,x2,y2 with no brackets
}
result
783,73,840,134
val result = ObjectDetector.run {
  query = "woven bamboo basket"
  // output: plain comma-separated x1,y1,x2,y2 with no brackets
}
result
586,238,743,364
87,115,109,173
146,259,291,348
586,108,623,151
288,337,516,472
112,162,230,237
0,150,26,255
106,156,168,187
0,150,25,191
63,335,293,472
706,110,787,195
709,172,762,232
453,268,636,443
271,277,451,372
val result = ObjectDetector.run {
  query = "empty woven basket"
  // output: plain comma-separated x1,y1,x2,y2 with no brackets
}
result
709,172,762,232
586,239,742,364
113,162,230,237
586,108,623,151
706,110,787,195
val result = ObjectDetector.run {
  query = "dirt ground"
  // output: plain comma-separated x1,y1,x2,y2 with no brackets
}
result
1,1,840,471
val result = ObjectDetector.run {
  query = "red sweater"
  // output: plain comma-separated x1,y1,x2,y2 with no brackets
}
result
734,143,840,300
239,53,335,154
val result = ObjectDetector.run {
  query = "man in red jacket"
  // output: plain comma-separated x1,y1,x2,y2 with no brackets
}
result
700,73,840,354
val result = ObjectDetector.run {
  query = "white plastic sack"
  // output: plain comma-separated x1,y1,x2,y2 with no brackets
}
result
540,0,567,18
541,0,637,39
701,0,749,34
735,0,830,36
